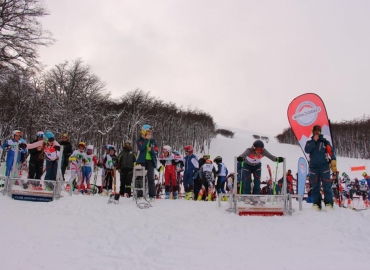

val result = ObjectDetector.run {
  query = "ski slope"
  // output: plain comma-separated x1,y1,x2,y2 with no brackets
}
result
1,128,370,270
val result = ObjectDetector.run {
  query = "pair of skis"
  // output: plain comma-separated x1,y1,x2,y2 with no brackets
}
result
108,168,120,204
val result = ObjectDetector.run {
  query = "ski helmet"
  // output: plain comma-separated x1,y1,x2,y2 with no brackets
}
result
203,154,210,159
44,131,55,142
12,130,22,137
205,159,212,164
105,144,111,150
109,145,116,153
173,150,180,155
362,172,367,177
37,131,44,138
312,125,321,134
141,124,153,136
87,145,94,151
213,156,222,163
361,179,366,185
162,145,172,153
78,142,86,148
253,140,264,150
184,145,194,154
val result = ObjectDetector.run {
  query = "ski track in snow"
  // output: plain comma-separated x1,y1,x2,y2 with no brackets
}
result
1,128,370,269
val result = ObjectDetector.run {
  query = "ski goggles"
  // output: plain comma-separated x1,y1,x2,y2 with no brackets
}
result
254,147,263,152
142,124,153,132
37,134,44,138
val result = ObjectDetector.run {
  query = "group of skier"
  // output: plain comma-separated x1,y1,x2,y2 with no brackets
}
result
1,123,346,211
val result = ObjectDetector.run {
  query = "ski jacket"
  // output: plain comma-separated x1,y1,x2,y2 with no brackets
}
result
1,139,25,167
238,147,277,166
216,162,228,177
69,150,87,170
59,140,73,161
117,147,136,169
199,163,216,180
304,134,336,168
27,140,61,161
104,154,118,170
28,139,44,162
136,137,158,168
84,153,98,169
184,154,199,173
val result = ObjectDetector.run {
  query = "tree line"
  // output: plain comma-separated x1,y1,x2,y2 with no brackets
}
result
0,1,216,155
275,116,370,159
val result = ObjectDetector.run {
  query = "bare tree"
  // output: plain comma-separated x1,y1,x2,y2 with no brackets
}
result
0,0,54,72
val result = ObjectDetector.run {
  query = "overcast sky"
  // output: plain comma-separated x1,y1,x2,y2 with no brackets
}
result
38,0,370,136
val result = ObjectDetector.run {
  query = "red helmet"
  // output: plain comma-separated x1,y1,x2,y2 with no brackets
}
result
184,145,194,154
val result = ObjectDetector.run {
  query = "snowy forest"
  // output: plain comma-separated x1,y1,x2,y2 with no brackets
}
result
275,116,370,159
0,0,216,153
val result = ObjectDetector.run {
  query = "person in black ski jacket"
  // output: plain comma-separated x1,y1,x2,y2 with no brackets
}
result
59,133,73,181
117,140,136,197
28,131,45,183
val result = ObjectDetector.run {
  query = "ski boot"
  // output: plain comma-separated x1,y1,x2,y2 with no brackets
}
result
102,189,108,196
173,191,178,200
165,191,170,199
325,202,334,209
312,203,322,211
185,192,193,200
207,193,212,201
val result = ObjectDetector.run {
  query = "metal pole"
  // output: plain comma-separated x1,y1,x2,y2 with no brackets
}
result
55,146,64,200
282,158,287,210
233,156,238,213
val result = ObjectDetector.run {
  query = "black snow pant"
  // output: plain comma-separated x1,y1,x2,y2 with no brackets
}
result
120,168,133,196
28,159,44,180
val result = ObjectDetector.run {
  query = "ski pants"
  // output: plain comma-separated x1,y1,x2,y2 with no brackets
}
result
80,166,92,190
104,170,114,190
183,169,195,192
120,168,133,196
69,169,82,185
242,163,262,195
143,161,156,198
164,165,178,193
216,176,226,194
164,164,177,186
28,159,44,180
45,160,58,181
308,165,333,205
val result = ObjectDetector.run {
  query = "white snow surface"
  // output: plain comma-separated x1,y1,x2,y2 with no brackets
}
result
1,128,370,270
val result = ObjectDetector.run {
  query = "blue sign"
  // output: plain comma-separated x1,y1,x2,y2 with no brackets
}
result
297,157,307,196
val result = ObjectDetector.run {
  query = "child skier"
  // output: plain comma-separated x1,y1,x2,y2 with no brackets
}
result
99,145,110,193
159,145,179,199
69,142,87,193
80,145,98,195
198,159,216,201
213,156,228,201
102,146,118,196
1,130,25,178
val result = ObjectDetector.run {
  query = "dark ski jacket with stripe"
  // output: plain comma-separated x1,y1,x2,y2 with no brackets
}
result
304,134,336,168
136,137,158,168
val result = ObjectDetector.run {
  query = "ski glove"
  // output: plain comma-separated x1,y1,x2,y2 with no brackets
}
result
237,156,244,162
330,160,337,173
276,157,284,163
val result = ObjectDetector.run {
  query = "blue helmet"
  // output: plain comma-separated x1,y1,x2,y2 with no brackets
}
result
361,179,366,185
44,131,54,139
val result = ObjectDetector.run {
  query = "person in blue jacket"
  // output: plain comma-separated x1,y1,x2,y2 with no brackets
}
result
136,124,158,200
183,145,199,200
305,125,337,210
1,130,26,177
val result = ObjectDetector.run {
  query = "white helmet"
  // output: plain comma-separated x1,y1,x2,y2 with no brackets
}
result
162,145,172,152
12,130,22,137
87,145,94,151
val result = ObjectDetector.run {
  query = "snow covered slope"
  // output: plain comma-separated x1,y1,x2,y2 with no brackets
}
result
0,128,370,270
